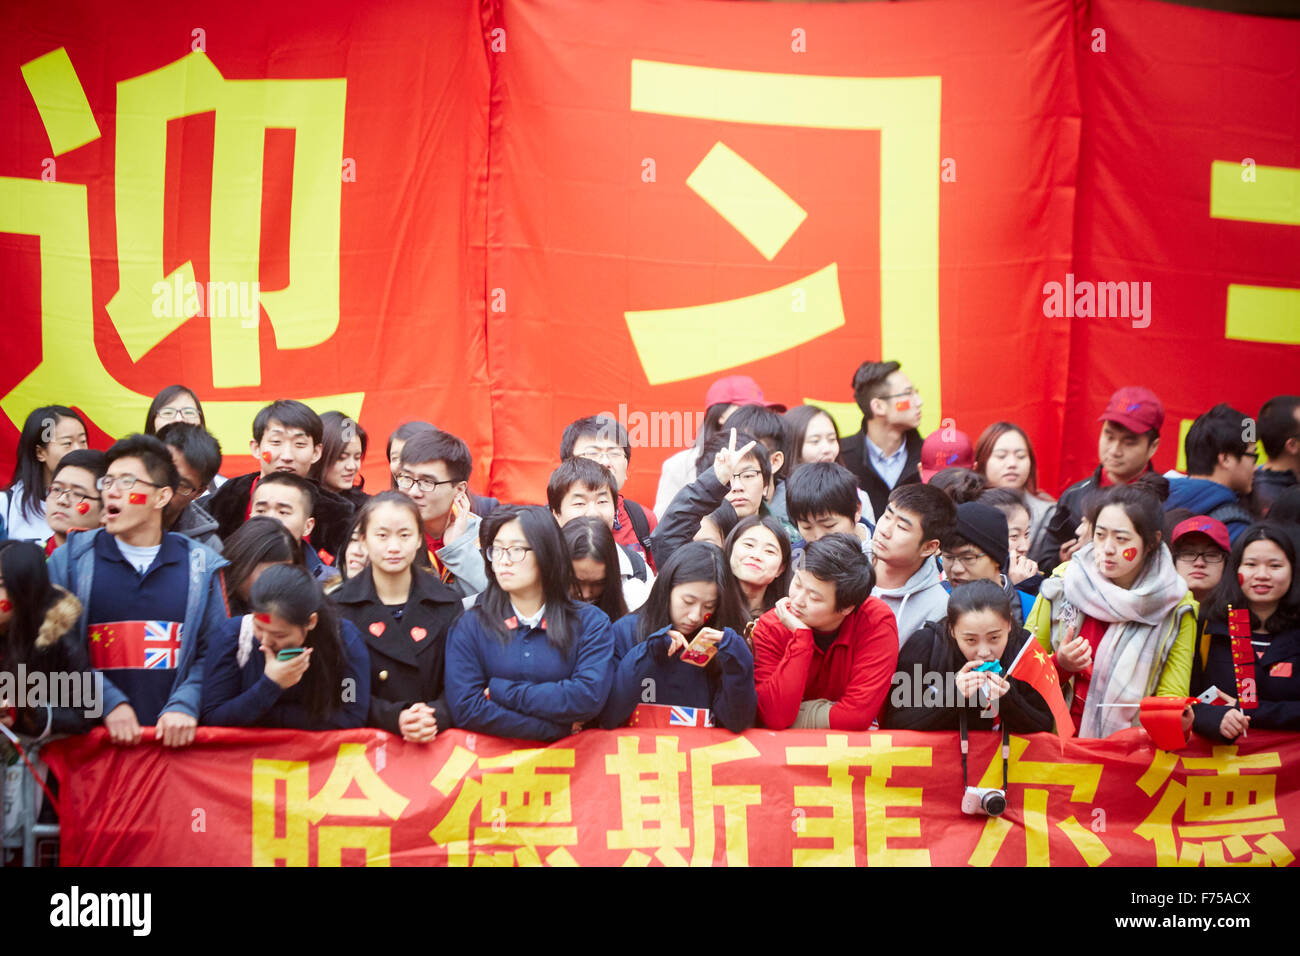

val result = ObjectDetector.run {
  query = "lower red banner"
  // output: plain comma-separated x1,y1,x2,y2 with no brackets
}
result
42,726,1299,866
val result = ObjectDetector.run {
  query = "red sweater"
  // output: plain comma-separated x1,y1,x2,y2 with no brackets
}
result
753,597,899,730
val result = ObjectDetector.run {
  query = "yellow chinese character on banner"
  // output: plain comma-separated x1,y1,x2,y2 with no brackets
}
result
1135,745,1294,867
785,734,932,866
3,47,362,455
429,745,579,866
626,60,942,435
604,735,762,866
252,742,409,866
967,737,1111,867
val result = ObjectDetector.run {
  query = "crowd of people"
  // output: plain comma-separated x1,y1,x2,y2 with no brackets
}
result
2,363,1298,798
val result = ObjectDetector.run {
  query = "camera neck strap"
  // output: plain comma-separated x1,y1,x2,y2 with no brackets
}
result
959,706,1010,791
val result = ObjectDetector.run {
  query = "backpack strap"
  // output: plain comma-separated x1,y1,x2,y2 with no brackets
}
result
622,545,648,582
624,499,653,554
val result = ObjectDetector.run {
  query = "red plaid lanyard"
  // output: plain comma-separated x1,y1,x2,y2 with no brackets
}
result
1228,606,1258,710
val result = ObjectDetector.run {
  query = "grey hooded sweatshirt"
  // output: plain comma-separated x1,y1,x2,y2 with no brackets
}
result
871,555,949,647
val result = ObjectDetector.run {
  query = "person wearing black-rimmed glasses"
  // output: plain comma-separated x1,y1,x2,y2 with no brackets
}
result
47,434,229,749
396,429,487,598
445,505,613,741
839,360,925,523
42,449,105,556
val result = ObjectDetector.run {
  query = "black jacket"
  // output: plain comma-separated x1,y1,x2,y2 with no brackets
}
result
879,619,1054,733
839,422,923,522
1190,618,1300,742
208,471,356,559
1252,467,1297,518
1033,464,1169,574
333,566,464,735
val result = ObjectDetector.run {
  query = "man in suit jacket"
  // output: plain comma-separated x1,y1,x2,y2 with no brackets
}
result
839,359,925,521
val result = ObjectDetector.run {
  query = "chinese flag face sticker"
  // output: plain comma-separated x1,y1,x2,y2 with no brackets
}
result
129,492,147,505
895,399,912,412
76,501,91,515
1121,547,1137,561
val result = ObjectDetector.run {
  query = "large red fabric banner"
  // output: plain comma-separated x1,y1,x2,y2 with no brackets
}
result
1,0,1296,503
43,726,1300,866
0,0,496,487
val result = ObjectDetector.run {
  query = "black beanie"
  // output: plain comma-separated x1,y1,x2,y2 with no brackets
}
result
953,502,1010,572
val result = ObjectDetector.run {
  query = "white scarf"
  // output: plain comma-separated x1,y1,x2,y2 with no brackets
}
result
1039,543,1192,738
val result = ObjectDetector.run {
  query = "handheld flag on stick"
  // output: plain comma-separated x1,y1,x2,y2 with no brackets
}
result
1007,637,1074,748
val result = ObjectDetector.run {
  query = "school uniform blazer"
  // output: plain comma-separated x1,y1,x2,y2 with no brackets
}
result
334,566,464,735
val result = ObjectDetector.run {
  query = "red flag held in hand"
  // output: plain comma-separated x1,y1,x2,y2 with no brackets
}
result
1007,639,1074,747
1138,696,1197,751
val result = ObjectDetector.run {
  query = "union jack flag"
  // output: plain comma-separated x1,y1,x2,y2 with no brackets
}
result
669,706,714,728
143,621,183,669
629,703,715,729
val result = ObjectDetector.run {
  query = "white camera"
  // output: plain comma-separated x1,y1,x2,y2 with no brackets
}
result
961,785,1007,817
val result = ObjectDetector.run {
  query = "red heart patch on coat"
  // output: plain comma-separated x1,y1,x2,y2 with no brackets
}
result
369,621,386,637
410,626,428,642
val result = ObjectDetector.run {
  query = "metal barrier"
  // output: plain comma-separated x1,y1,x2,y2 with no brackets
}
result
2,741,60,867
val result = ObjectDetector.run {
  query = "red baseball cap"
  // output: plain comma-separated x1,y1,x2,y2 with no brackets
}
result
1171,516,1231,553
704,375,786,413
1099,386,1164,435
919,428,974,482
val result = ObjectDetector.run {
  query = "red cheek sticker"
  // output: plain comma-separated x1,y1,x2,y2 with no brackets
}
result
894,399,912,412
0,600,12,613
129,492,147,505
1121,547,1137,561
254,613,272,623
76,501,91,515
262,451,274,463
1239,572,1246,587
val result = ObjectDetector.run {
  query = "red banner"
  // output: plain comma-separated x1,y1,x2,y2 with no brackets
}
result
2,0,1297,502
42,726,1300,866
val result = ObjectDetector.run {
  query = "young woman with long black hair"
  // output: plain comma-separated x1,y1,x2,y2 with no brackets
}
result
562,516,636,622
335,492,463,742
201,564,369,729
599,541,754,732
0,540,94,737
1028,483,1197,738
1191,523,1300,742
723,514,791,624
2,405,88,543
445,506,613,741
881,579,1053,732
219,516,304,616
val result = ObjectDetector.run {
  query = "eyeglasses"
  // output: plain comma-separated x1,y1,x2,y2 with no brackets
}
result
940,551,987,569
97,475,162,492
1173,550,1226,565
157,407,201,423
882,387,919,400
578,447,627,463
733,469,763,483
486,545,533,564
175,481,201,499
1238,451,1260,463
395,473,456,493
46,483,101,505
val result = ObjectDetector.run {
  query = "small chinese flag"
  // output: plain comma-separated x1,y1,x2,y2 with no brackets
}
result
1228,606,1252,638
1007,638,1075,747
1138,696,1197,751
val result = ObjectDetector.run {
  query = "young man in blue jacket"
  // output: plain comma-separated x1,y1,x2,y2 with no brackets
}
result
48,434,228,748
1165,403,1256,543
